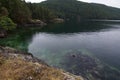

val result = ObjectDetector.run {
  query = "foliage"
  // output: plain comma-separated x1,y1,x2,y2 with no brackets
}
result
0,7,9,16
0,0,31,24
0,0,56,24
1,0,120,24
27,3,56,22
41,0,120,20
0,6,16,31
0,16,16,30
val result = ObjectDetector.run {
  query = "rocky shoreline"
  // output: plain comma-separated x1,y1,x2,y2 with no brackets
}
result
0,46,120,80
0,46,83,80
0,18,64,38
0,46,47,65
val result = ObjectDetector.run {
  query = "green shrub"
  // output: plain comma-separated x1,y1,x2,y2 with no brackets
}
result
0,16,16,31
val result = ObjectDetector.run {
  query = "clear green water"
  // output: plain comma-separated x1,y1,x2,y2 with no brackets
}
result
1,20,120,71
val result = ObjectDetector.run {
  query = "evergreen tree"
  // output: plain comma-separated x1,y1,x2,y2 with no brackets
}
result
41,0,120,20
27,3,56,22
0,0,31,24
0,16,16,30
0,7,16,31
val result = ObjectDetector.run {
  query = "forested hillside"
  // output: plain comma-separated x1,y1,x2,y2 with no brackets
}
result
0,0,56,38
41,0,120,20
0,0,120,28
0,0,56,25
1,0,120,25
0,0,31,24
27,3,56,22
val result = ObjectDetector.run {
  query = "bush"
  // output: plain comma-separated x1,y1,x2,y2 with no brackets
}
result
0,16,16,31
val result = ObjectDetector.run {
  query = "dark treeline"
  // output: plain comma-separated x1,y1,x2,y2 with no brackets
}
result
41,0,120,20
0,0,120,31
0,0,31,24
27,3,56,22
0,0,120,25
0,0,56,24
0,0,56,32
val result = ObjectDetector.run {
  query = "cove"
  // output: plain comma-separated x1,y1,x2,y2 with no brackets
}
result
1,20,120,78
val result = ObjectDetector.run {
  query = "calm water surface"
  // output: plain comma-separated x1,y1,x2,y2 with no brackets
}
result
28,21,120,70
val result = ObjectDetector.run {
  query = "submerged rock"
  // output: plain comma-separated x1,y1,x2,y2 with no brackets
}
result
0,46,83,80
60,51,120,80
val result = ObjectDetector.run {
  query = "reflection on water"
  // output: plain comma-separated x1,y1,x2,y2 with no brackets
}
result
28,21,120,70
28,29,120,69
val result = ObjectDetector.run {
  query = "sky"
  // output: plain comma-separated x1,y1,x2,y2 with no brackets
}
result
25,0,120,8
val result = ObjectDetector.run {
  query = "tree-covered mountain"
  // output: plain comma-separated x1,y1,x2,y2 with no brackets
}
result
0,0,56,37
0,0,56,24
0,0,31,24
41,0,120,20
1,0,120,25
27,3,56,22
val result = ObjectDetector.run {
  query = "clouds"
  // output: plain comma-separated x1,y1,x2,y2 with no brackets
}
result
25,0,120,8
80,0,120,8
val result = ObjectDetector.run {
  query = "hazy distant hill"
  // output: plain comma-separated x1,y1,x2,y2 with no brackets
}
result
40,0,120,20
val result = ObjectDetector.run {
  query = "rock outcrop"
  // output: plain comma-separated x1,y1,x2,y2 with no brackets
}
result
0,30,7,38
25,19,47,27
0,46,84,80
51,18,64,23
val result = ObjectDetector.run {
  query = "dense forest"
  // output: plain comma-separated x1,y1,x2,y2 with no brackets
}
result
0,0,56,25
41,0,120,20
0,0,120,31
27,3,56,22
